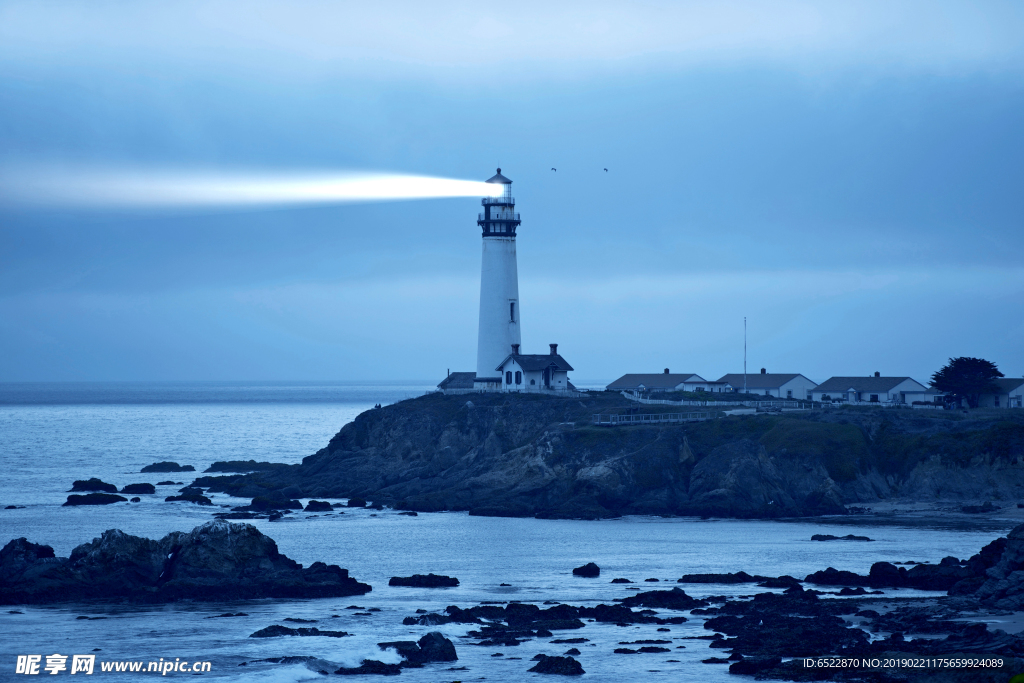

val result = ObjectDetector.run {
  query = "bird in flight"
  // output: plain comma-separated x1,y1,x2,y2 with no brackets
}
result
551,167,557,171
603,168,608,172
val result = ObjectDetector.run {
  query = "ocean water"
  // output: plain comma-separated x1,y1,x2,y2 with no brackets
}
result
0,382,1017,682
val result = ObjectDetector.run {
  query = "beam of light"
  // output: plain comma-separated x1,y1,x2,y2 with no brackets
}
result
0,166,505,209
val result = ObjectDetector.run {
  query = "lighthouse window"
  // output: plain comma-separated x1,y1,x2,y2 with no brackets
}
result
506,371,513,385
510,302,516,322
515,371,521,384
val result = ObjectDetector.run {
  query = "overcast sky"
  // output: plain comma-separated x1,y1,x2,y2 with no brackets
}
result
1,1,1022,383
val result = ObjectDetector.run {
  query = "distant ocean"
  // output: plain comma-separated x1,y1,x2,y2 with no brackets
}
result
0,381,1012,682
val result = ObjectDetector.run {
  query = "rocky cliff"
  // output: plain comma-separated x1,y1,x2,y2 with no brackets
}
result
192,392,1024,519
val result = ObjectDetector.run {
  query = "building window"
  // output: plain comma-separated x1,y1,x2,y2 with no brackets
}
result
870,394,879,402
510,301,515,322
515,371,521,384
506,371,512,385
786,390,792,399
765,390,771,396
530,379,535,385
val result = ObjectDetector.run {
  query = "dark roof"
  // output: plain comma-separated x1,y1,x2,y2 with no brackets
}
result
813,376,924,393
992,377,1024,393
496,353,573,372
606,373,704,390
486,168,512,184
717,373,815,390
437,372,476,390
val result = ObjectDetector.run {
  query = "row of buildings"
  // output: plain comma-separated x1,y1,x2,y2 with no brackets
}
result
606,369,1024,408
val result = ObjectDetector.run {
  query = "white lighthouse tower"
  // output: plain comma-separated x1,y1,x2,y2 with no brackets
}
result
474,168,521,389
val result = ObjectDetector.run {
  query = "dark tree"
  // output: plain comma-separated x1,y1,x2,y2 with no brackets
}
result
930,357,1003,408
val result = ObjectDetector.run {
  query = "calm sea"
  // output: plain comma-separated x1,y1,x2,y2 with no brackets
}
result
0,382,1016,682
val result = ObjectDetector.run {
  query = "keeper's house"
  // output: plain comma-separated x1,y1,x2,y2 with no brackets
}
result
496,344,575,393
979,378,1024,409
716,370,818,399
811,374,928,404
606,370,708,392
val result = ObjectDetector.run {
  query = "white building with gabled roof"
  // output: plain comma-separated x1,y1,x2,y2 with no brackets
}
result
716,370,818,399
496,344,574,393
811,374,928,404
606,370,707,392
979,378,1024,408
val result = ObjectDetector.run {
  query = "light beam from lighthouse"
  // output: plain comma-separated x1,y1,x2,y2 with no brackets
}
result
474,168,521,389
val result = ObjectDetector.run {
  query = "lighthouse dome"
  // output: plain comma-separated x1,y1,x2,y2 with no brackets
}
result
486,168,512,184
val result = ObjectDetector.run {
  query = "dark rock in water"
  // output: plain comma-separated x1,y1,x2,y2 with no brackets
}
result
69,478,117,493
564,648,580,655
164,494,213,506
528,655,584,675
5,505,25,509
130,497,141,503
677,571,758,584
241,496,302,511
304,500,333,512
0,520,372,603
644,578,659,582
398,511,418,516
249,625,348,638
611,578,632,583
213,512,262,520
207,612,248,618
638,646,670,653
757,575,802,589
347,497,367,508
811,534,873,542
335,660,401,676
141,462,194,473
389,573,459,588
613,648,637,654
283,617,317,623
962,501,999,514
619,587,705,610
63,493,127,506
204,460,287,473
806,558,972,592
572,562,600,577
155,481,176,486
120,483,156,495
378,632,458,664
550,638,588,644
730,657,781,675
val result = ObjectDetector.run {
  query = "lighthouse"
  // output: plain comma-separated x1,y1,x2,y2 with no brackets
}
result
474,168,521,389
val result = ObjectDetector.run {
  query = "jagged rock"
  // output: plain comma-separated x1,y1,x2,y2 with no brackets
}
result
120,483,156,495
204,460,287,473
68,478,117,493
389,573,459,587
141,462,194,473
572,563,600,577
164,494,213,505
63,493,126,506
249,625,348,638
619,587,705,610
0,520,371,603
528,655,584,675
378,632,457,664
335,660,401,675
304,500,333,512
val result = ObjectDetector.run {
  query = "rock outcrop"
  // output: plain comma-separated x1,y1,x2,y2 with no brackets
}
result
69,478,117,493
388,574,459,588
188,393,1024,519
141,462,195,473
0,520,371,603
63,493,126,506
